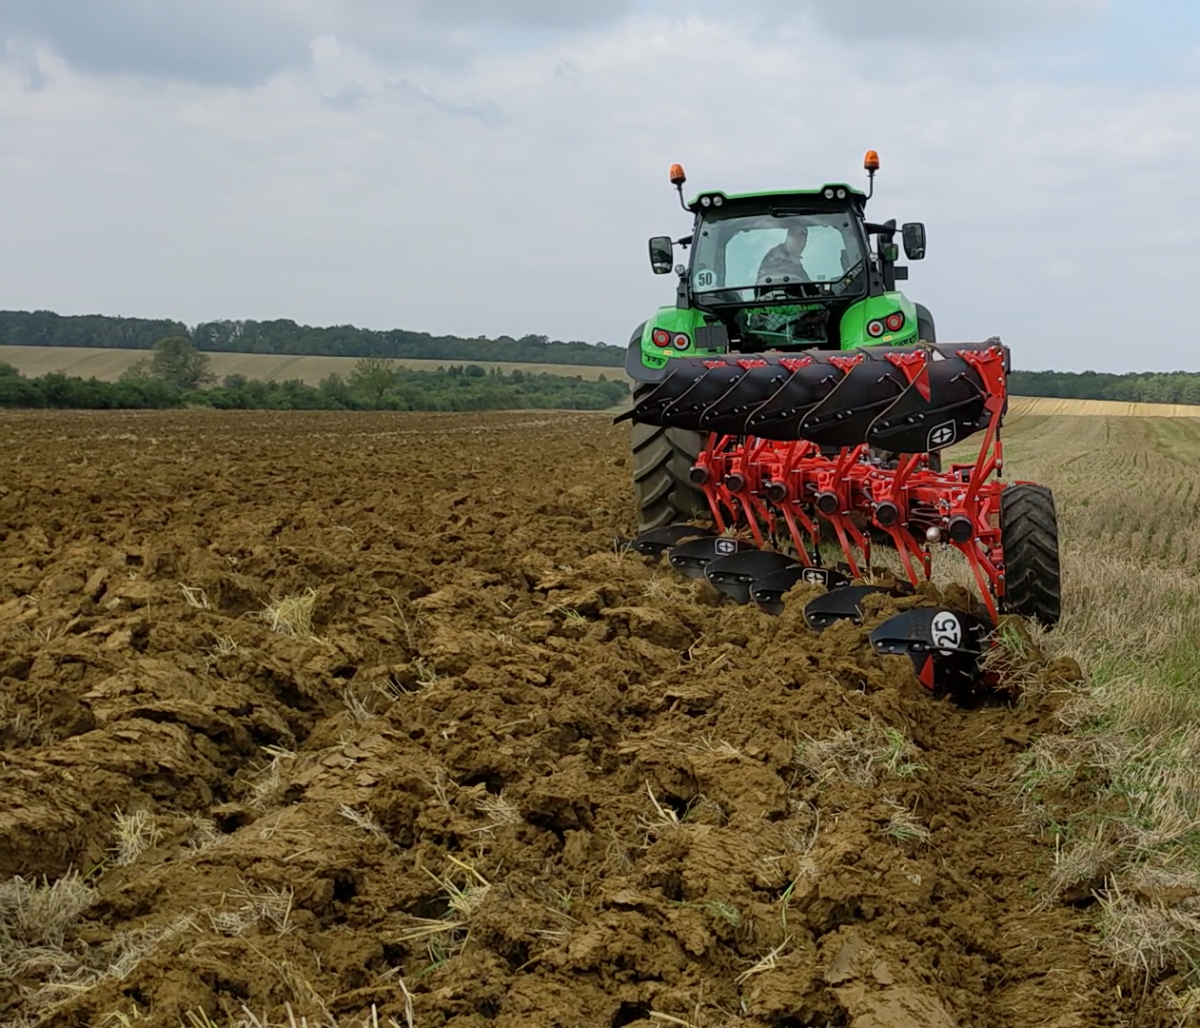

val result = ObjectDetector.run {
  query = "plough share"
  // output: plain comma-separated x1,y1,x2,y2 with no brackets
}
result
615,339,1062,694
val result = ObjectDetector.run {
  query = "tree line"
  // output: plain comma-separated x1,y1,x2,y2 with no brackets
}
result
0,309,626,367
1007,370,1200,406
0,339,629,412
2,310,1196,403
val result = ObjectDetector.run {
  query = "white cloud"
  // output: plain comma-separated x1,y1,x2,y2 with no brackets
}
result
0,0,638,85
0,8,1195,372
1,0,312,86
0,0,1107,89
741,0,1108,41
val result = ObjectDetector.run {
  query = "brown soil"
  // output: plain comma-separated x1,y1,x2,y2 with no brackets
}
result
0,409,1157,1028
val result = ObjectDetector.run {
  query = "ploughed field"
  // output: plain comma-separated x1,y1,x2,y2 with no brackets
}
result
1,408,1192,1028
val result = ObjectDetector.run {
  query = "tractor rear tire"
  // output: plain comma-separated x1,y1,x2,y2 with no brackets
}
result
999,483,1061,626
630,383,709,533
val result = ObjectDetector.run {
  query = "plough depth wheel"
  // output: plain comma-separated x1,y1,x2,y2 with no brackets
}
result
999,483,1061,627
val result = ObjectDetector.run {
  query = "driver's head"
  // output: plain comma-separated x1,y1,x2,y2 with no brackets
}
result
785,225,808,253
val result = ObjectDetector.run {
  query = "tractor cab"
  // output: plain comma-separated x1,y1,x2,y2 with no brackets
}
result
629,152,934,382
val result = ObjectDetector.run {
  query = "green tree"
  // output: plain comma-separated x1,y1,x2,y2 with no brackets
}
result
148,335,215,389
318,372,355,407
119,357,152,383
347,356,397,407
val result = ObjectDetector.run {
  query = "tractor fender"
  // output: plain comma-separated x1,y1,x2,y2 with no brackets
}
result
916,303,936,343
624,321,669,384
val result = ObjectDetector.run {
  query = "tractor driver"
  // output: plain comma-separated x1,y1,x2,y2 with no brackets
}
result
756,224,811,283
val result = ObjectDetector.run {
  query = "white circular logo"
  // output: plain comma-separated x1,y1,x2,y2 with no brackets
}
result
930,611,961,653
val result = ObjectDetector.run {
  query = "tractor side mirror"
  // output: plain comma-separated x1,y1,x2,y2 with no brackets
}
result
649,236,674,274
902,222,927,260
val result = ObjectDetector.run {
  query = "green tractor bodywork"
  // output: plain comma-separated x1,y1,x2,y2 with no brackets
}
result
627,154,940,531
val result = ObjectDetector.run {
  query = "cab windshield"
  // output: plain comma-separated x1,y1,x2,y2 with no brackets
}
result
688,209,867,302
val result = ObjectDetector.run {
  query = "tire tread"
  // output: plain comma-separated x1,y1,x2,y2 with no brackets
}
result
1000,483,1061,626
629,384,708,532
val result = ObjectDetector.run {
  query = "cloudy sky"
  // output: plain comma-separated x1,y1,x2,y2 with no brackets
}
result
1,1,1196,372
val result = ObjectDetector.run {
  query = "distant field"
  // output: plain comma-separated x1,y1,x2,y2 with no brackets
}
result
1007,396,1200,417
0,346,621,384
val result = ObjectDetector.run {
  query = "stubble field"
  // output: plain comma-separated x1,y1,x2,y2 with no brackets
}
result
3,407,1200,1028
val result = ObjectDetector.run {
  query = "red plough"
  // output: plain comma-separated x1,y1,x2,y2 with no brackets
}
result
616,340,1062,694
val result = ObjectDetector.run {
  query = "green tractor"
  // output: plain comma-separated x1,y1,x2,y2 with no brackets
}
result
625,151,939,533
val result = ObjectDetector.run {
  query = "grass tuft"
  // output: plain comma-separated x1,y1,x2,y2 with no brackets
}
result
257,589,319,639
473,792,522,836
398,855,493,970
793,720,927,788
208,880,295,937
179,584,211,609
0,872,194,1015
246,745,298,810
882,799,932,845
111,809,165,866
637,782,683,843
